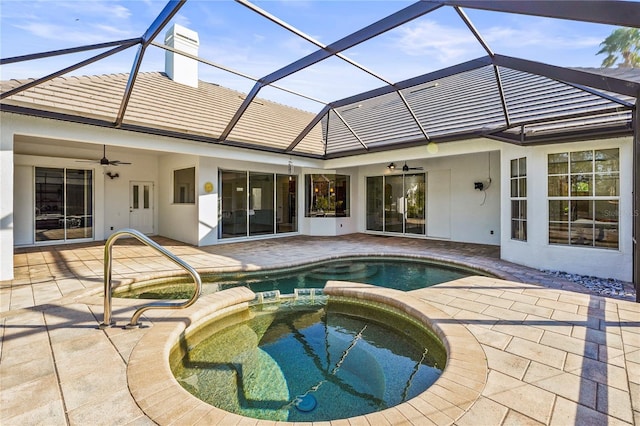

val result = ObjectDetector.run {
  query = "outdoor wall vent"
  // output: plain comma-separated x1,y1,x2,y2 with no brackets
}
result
164,24,200,88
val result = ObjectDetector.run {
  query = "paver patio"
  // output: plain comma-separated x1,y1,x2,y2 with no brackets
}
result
1,234,638,425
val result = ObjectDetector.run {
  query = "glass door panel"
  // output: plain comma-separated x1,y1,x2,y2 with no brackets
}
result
249,172,274,236
129,181,154,234
220,171,247,238
35,168,65,242
276,175,297,233
366,176,383,231
65,169,93,240
404,173,425,235
384,175,404,233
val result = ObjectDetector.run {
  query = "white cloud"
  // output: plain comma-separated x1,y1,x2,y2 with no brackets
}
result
483,26,602,50
392,20,478,62
391,19,604,65
55,1,132,20
93,24,136,39
14,22,132,44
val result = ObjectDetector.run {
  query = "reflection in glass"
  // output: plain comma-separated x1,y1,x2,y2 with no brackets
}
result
595,149,619,173
35,168,65,242
595,173,619,197
249,173,274,236
519,157,527,177
570,175,592,196
549,222,569,245
594,200,618,249
65,169,93,240
174,167,195,204
570,150,593,173
519,177,527,198
305,174,350,217
220,171,247,238
404,173,425,235
35,167,92,242
549,200,568,222
548,153,568,174
276,175,297,234
510,158,518,178
384,175,404,233
510,157,527,241
133,185,139,209
366,176,384,231
548,175,568,197
143,185,150,209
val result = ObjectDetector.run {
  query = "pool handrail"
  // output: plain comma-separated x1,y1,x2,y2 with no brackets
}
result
99,228,202,329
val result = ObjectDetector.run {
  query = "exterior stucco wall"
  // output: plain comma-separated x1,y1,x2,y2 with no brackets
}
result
352,143,502,246
158,154,199,245
500,136,633,281
0,112,634,283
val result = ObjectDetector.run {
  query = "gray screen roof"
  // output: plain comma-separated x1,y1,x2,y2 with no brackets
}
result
2,1,639,159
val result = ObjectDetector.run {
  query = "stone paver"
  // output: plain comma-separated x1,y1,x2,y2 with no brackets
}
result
0,234,637,425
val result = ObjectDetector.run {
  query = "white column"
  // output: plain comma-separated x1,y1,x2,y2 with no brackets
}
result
0,118,15,280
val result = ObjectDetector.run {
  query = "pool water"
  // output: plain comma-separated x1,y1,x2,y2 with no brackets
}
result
124,257,477,299
171,299,446,422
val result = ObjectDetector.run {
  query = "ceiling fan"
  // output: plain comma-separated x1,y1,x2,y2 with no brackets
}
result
402,162,423,172
77,145,131,166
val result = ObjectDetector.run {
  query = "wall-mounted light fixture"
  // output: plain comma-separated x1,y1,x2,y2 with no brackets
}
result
387,163,396,170
106,171,119,180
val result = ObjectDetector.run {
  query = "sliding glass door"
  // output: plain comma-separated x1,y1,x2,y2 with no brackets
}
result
366,173,425,235
220,170,297,239
35,167,93,242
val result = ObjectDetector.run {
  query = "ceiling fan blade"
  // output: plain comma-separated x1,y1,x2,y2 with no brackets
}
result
74,146,132,166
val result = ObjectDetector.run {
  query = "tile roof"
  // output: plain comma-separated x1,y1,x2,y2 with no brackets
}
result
1,72,325,156
2,65,638,159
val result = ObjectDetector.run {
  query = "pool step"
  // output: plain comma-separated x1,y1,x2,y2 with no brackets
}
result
307,263,378,282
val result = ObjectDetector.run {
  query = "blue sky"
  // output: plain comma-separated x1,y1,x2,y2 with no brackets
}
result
0,0,628,112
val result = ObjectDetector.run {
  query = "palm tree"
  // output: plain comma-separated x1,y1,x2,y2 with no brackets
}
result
597,28,640,68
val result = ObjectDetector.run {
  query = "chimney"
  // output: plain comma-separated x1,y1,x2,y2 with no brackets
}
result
164,24,199,88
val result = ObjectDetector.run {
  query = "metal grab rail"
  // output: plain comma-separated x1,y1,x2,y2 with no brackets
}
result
99,229,202,329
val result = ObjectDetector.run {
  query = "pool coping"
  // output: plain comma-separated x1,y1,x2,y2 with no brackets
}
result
127,281,488,425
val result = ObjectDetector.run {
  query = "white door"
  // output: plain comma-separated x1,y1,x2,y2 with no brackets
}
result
130,181,154,234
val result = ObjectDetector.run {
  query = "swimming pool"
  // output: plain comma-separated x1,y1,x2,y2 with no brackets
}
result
118,256,483,299
170,297,446,422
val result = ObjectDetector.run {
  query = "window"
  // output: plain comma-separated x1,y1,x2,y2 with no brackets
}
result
510,158,527,241
35,167,93,242
173,167,195,204
305,174,350,217
548,149,619,249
